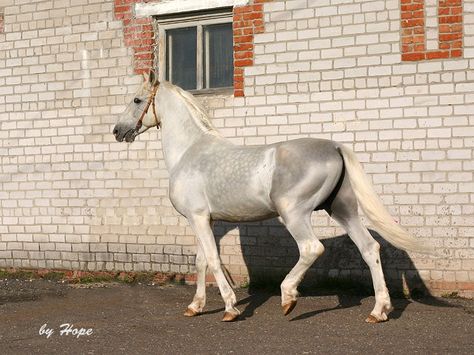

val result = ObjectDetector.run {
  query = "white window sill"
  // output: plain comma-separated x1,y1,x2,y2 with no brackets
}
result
190,87,234,96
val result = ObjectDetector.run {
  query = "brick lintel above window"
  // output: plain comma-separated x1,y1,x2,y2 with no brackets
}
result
135,0,251,18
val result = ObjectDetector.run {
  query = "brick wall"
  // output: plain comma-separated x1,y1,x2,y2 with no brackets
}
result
0,0,473,297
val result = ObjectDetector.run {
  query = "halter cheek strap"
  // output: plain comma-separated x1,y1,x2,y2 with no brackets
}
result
135,85,159,131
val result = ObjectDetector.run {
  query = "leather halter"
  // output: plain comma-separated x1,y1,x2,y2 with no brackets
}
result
135,84,159,131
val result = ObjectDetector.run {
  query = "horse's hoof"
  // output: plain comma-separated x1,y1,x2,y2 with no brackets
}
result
365,314,387,323
282,300,297,316
222,312,239,322
184,307,200,317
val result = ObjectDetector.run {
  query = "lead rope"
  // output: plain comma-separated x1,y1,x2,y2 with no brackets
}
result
152,90,159,129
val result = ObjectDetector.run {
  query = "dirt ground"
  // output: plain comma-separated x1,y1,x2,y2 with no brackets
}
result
0,279,473,355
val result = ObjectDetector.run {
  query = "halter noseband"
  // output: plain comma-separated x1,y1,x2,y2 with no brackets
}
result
135,84,159,131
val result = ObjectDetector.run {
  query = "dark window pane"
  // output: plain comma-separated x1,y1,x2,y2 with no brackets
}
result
166,27,197,90
204,23,233,88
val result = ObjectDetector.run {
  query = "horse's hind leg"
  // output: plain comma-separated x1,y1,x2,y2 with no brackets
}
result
330,182,393,323
336,216,393,323
279,210,325,315
184,244,207,316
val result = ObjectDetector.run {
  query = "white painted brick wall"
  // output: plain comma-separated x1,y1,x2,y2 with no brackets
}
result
0,0,473,294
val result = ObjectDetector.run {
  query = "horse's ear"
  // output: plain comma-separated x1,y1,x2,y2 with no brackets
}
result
149,69,159,87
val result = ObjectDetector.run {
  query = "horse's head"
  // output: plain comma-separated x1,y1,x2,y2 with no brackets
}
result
113,70,161,143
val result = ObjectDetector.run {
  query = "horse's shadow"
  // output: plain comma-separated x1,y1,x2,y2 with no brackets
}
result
210,218,450,321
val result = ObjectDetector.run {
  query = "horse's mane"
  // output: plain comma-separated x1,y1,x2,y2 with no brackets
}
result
164,82,221,136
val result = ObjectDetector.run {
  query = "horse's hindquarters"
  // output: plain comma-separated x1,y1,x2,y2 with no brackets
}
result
270,139,344,215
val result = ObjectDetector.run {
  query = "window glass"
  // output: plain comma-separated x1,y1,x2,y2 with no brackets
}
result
161,17,233,91
166,27,197,90
204,23,233,88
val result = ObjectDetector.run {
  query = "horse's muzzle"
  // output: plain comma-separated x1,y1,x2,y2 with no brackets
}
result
113,125,137,143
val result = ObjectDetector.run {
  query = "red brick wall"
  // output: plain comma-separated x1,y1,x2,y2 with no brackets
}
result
233,1,271,97
401,0,463,61
114,0,155,74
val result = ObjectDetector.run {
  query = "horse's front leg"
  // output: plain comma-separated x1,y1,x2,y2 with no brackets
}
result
184,244,207,316
187,214,240,322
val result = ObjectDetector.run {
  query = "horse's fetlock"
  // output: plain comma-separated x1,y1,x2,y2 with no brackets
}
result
192,295,206,308
281,282,298,302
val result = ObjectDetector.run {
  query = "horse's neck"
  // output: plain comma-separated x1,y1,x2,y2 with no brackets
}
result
158,88,216,171
161,114,206,171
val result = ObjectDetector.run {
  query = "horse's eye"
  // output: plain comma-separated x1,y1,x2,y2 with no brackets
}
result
134,98,141,104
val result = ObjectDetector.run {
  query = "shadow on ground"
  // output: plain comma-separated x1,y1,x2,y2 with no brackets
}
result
213,218,451,321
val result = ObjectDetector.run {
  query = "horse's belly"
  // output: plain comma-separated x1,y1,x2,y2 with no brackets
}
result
208,189,277,222
210,203,278,222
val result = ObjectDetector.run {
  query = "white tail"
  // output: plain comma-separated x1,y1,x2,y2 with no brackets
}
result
338,145,432,254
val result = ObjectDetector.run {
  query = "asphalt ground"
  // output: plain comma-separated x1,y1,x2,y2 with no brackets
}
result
0,279,473,354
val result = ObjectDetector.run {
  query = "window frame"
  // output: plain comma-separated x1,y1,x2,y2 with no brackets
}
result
155,9,234,95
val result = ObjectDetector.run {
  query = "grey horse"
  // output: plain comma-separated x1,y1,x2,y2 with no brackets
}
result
113,71,429,323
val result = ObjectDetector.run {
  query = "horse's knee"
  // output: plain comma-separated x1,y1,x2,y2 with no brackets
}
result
195,253,207,271
362,240,380,256
310,240,325,258
313,240,325,258
359,240,382,267
300,240,325,264
372,241,380,253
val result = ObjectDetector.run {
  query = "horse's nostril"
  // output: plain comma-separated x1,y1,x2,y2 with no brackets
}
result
113,128,118,136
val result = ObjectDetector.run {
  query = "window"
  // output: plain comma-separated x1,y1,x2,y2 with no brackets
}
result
156,11,234,92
